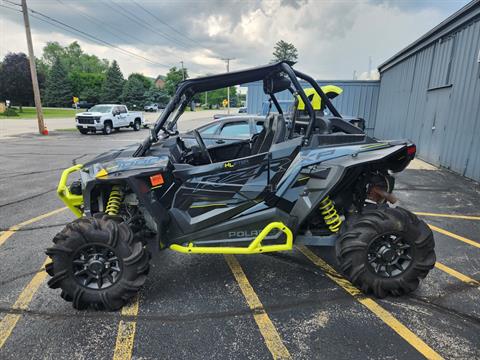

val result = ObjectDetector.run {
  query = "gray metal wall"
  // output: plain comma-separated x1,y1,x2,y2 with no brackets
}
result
246,80,380,133
374,17,480,181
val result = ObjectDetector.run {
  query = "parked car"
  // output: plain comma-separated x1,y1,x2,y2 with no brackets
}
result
75,104,145,135
182,115,265,147
144,103,159,112
238,107,248,113
73,100,95,109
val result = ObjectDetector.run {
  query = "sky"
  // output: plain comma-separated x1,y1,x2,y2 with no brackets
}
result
0,0,472,80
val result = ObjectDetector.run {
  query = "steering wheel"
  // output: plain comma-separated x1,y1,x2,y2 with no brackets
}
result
193,129,213,163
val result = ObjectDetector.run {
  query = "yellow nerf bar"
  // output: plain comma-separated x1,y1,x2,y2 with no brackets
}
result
57,164,84,218
170,222,293,254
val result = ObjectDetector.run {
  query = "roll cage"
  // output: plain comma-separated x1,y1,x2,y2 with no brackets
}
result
133,61,342,157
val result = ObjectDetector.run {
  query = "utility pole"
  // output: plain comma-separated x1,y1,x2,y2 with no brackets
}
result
21,0,45,135
180,61,185,80
221,58,234,114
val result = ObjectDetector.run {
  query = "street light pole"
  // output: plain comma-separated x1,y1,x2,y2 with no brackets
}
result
221,58,234,114
21,0,45,135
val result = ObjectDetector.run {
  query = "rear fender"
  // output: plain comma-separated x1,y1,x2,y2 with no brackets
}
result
283,143,411,229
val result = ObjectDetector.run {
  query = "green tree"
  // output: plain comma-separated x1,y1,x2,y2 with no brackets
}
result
200,86,237,107
122,75,148,109
271,40,298,63
144,86,169,106
0,53,34,109
69,72,105,103
44,57,72,107
101,60,124,103
128,73,153,89
164,66,188,96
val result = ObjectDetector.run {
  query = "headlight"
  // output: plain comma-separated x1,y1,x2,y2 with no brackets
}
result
94,117,101,123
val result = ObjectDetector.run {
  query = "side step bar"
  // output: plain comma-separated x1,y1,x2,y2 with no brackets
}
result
170,222,293,254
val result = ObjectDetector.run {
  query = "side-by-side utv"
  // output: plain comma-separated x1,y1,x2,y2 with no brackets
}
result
46,62,435,310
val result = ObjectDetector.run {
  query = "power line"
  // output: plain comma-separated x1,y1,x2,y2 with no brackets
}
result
130,0,204,48
55,0,142,46
3,0,171,67
103,0,190,51
27,7,170,67
0,3,21,12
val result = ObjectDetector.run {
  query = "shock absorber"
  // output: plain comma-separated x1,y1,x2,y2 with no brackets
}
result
106,185,123,215
318,196,342,233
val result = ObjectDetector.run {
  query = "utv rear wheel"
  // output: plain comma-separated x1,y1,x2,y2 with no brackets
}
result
336,207,435,298
45,214,150,310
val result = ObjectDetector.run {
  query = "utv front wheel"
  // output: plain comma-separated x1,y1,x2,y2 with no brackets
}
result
46,214,150,310
336,207,435,297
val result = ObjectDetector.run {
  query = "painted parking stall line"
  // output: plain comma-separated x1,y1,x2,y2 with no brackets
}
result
414,212,480,221
297,246,443,360
224,254,291,359
435,262,480,287
0,209,70,349
0,207,67,247
0,258,49,349
428,224,480,249
113,296,140,360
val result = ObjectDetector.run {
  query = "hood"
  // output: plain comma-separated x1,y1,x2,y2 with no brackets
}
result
76,111,104,117
84,143,140,166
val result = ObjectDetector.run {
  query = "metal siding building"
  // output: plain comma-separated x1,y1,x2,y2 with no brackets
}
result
246,80,380,133
374,1,480,181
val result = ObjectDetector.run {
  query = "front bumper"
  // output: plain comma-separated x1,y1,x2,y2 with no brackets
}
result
77,123,103,130
57,164,84,218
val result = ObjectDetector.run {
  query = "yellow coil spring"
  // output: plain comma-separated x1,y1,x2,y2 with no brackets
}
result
318,196,342,233
106,185,123,215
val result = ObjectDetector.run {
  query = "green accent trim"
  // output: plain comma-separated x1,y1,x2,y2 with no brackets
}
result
170,222,293,254
57,164,84,218
190,203,228,209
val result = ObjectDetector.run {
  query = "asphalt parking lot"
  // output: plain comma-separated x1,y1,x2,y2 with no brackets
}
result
0,128,479,359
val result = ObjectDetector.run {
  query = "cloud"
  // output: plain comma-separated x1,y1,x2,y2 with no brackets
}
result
0,0,468,79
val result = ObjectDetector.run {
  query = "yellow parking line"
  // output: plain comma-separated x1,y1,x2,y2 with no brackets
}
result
224,255,291,359
414,212,480,220
435,262,480,287
113,296,140,360
0,207,67,247
297,246,443,360
0,258,49,349
428,224,480,249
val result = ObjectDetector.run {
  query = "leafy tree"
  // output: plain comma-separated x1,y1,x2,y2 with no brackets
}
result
42,41,109,103
122,75,148,109
44,57,72,107
200,86,237,107
271,40,298,63
100,60,124,103
0,53,34,109
70,72,105,103
128,73,153,90
144,86,169,106
164,66,188,96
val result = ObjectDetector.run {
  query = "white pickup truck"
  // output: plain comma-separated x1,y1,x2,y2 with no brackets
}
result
75,104,145,135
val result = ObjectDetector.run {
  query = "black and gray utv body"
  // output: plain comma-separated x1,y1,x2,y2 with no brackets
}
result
47,62,435,310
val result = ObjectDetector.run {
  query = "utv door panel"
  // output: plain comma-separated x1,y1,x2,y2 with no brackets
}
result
170,153,271,234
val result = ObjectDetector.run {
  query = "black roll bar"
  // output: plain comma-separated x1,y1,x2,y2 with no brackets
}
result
293,70,342,118
281,63,315,145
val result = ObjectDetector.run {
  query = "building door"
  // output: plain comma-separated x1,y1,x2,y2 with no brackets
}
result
420,87,451,166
